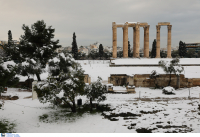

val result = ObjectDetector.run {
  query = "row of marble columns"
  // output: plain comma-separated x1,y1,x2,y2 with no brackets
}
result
156,25,172,58
112,22,172,58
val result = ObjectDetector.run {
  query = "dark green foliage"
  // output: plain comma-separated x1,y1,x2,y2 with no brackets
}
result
0,119,16,133
179,41,187,58
171,50,179,58
72,32,78,59
35,53,85,113
18,20,61,81
159,58,184,86
103,51,112,59
0,59,19,96
151,39,156,58
128,41,131,57
88,50,98,59
187,49,196,58
99,44,104,59
85,77,107,111
160,50,167,58
150,70,160,88
117,51,123,58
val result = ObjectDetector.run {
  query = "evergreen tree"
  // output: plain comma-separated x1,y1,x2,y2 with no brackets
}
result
99,44,104,59
85,76,106,111
151,39,156,58
0,59,19,96
128,41,131,57
179,41,187,58
8,30,13,47
159,58,184,86
18,20,61,81
72,32,78,59
34,53,85,113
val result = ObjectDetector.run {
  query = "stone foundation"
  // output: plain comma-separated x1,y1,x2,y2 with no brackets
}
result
108,74,200,88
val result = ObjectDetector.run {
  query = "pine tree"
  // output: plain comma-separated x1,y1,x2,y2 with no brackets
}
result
128,41,131,57
18,20,61,81
8,30,13,47
99,44,104,59
85,76,106,111
151,39,156,58
72,32,78,60
34,53,85,113
0,59,19,96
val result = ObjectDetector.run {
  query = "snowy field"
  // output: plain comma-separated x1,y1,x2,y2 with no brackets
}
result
19,59,200,83
2,59,200,133
1,87,200,133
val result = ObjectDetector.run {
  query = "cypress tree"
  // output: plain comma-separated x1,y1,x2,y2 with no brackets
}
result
128,41,131,57
72,32,78,60
179,41,183,57
99,44,104,59
8,30,13,47
151,39,156,58
182,42,187,57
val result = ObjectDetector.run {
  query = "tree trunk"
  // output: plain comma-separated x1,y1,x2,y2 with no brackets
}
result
72,101,76,113
90,97,93,111
168,73,172,86
176,75,180,89
35,73,41,81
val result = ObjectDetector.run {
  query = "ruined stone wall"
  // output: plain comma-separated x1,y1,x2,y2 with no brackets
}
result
109,74,200,88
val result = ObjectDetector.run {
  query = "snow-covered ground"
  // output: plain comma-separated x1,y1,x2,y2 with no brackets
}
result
1,87,200,133
19,59,200,83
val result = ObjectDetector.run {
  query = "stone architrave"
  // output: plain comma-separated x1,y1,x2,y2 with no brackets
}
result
135,24,140,58
156,25,161,58
167,25,172,58
112,22,117,58
123,22,128,58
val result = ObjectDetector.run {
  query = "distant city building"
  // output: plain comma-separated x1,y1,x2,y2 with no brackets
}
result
185,43,200,53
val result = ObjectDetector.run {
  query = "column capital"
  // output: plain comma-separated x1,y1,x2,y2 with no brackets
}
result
112,22,117,29
143,25,150,30
168,25,172,30
156,25,161,30
135,24,140,30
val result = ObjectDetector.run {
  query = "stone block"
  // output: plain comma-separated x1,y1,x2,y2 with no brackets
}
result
32,81,38,100
126,86,136,93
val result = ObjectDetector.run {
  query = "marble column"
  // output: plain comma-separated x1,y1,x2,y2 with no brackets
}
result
143,26,150,58
143,26,147,57
133,27,136,57
167,25,172,58
123,22,128,58
146,25,150,58
112,22,117,58
156,25,161,58
135,24,140,58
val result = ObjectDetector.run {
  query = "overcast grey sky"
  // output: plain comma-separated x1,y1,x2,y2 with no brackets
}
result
0,0,200,49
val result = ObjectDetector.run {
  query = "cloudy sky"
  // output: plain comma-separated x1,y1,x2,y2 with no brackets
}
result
0,0,200,49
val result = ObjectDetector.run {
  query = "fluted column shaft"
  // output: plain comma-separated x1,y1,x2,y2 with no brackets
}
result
146,25,150,58
133,27,136,57
123,22,128,58
135,24,140,58
156,25,161,58
167,25,172,58
112,22,117,58
143,26,150,58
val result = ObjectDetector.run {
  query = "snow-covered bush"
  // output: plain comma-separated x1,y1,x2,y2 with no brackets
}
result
162,86,175,95
85,77,107,111
0,58,19,96
34,53,85,113
159,58,184,86
150,70,160,88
